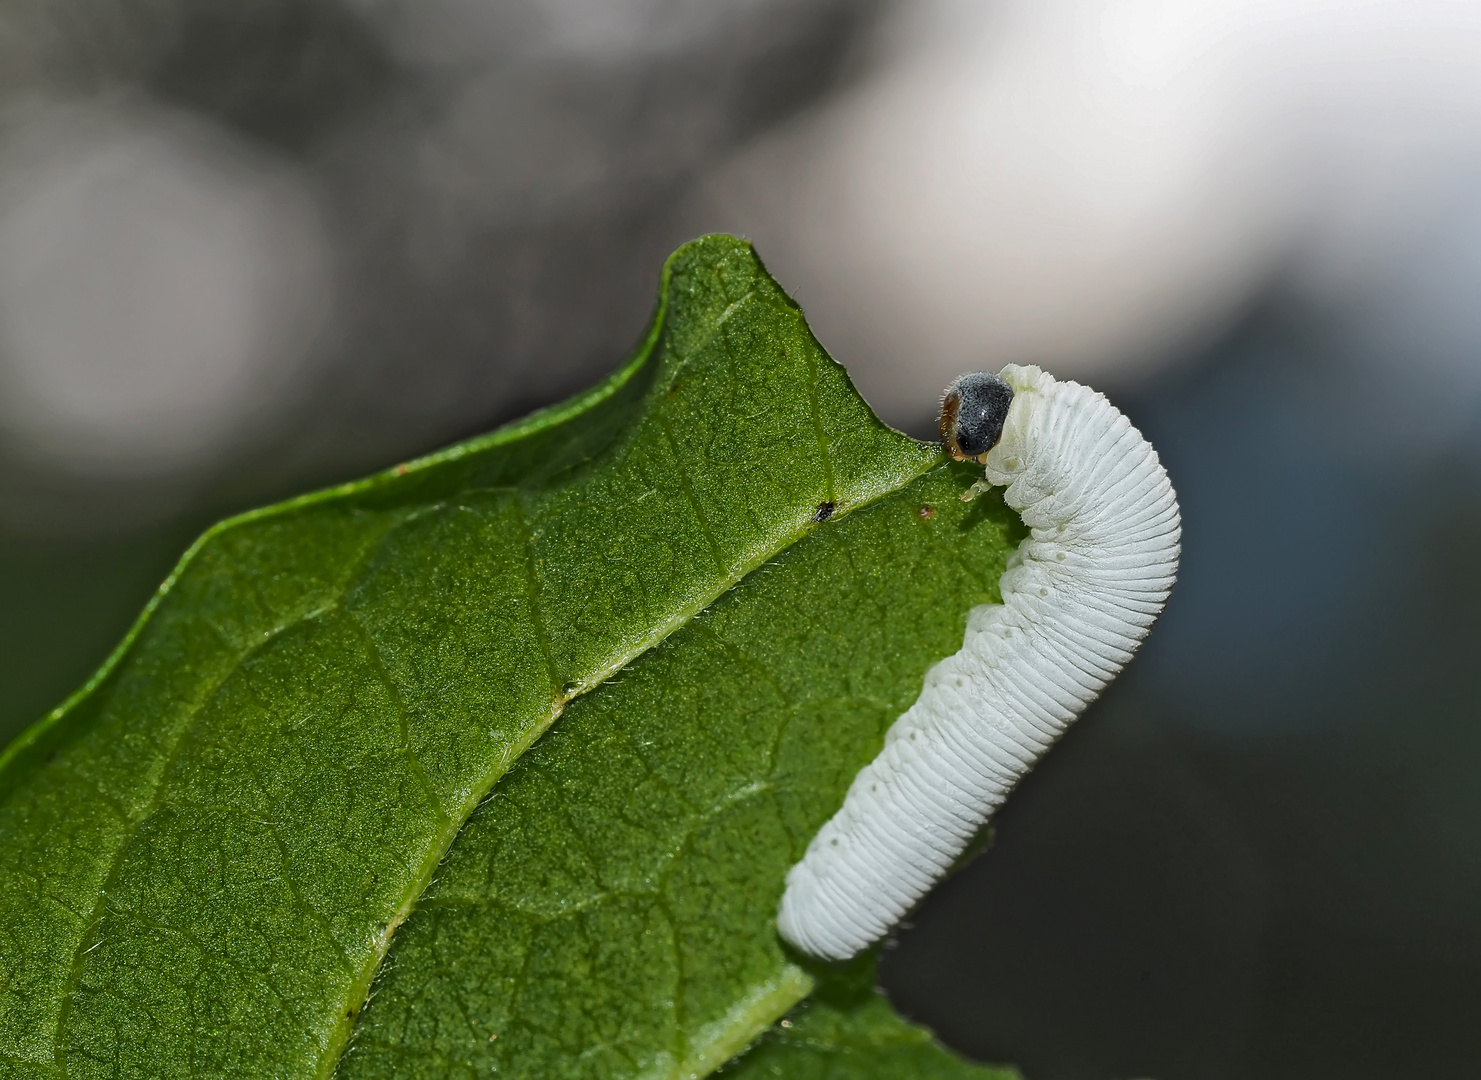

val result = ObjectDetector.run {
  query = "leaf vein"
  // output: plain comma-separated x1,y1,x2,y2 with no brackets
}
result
45,507,424,1072
654,414,727,575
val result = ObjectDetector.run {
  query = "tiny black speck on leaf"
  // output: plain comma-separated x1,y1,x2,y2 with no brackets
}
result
562,681,580,696
813,502,836,522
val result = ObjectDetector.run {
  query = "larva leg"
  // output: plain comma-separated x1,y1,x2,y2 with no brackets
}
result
777,364,1181,962
959,478,995,502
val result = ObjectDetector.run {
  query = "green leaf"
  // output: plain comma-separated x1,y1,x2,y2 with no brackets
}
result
335,461,1020,1078
0,235,1021,1079
720,957,1019,1080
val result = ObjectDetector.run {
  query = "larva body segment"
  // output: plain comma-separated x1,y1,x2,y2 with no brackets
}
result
776,364,1181,961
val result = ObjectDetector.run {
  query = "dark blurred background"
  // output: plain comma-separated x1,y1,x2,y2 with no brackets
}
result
2,2,1480,1077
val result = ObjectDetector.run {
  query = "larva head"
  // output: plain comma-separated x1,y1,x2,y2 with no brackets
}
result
940,371,1014,462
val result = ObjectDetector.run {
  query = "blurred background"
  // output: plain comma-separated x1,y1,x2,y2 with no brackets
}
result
2,0,1480,1076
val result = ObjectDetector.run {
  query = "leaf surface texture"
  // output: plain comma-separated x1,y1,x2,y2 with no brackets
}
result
0,236,1019,1079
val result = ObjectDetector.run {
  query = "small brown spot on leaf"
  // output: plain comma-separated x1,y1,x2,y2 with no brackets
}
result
918,504,935,520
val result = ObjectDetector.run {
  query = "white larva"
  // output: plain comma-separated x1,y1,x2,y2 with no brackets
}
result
776,364,1181,961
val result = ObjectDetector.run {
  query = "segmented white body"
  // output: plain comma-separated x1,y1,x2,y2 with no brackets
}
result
777,364,1181,961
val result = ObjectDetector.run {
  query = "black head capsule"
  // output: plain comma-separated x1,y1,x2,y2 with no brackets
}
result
940,372,1014,462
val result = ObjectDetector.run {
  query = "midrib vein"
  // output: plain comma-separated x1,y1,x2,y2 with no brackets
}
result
25,414,936,1080
328,459,937,1076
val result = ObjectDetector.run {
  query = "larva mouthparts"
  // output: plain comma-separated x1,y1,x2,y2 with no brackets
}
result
777,364,1181,962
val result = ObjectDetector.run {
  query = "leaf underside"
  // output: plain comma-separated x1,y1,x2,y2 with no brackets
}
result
0,236,1021,1079
720,958,1020,1080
